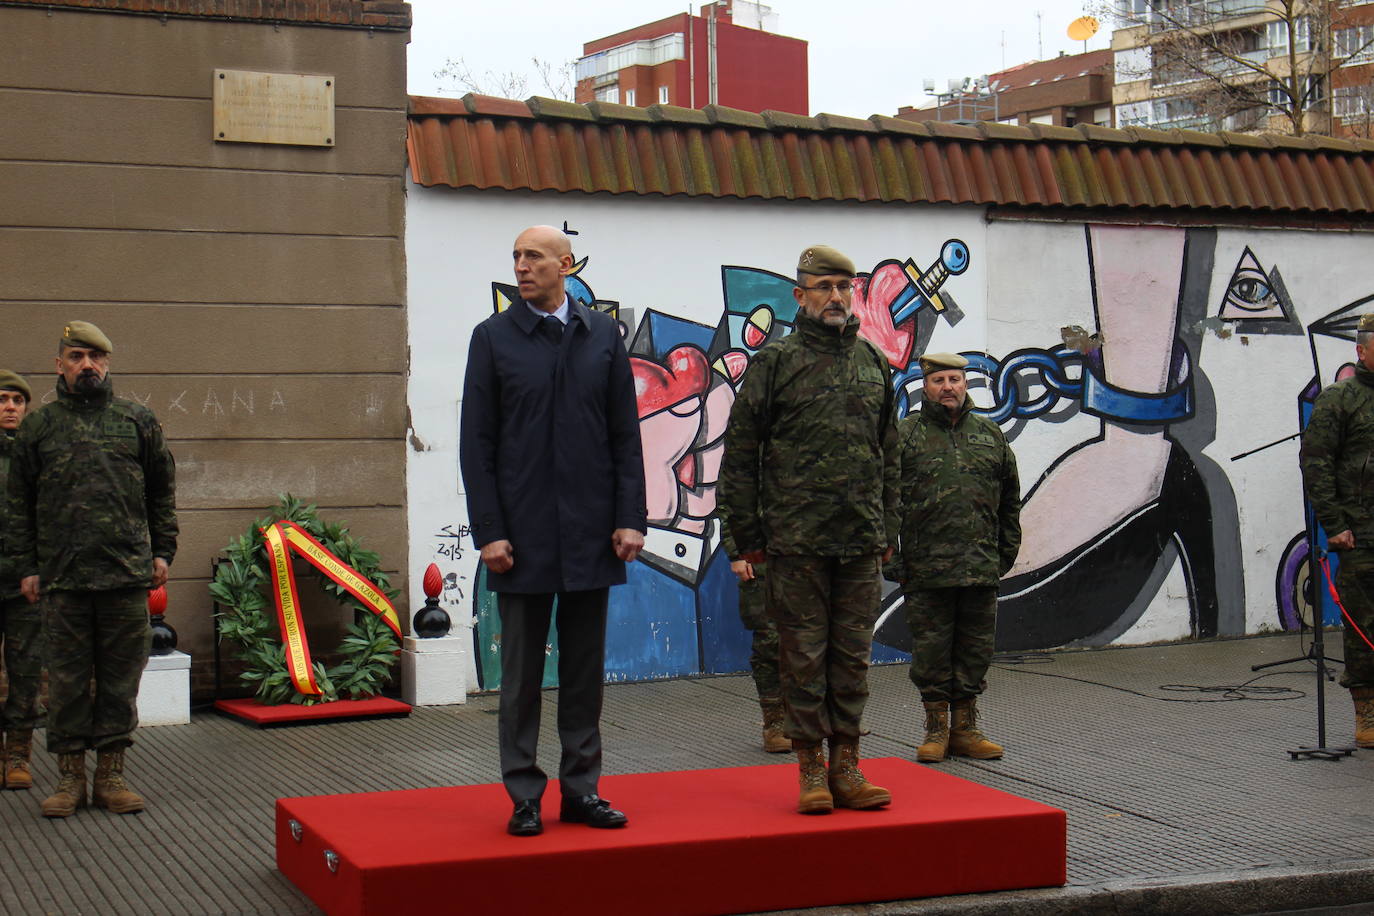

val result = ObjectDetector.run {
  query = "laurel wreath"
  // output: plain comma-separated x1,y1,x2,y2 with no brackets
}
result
209,494,400,706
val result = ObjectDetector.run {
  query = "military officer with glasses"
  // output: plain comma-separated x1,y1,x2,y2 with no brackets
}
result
719,244,900,815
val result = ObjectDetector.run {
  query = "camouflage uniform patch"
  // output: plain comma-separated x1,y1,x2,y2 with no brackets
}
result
719,311,898,744
894,393,1020,703
0,596,44,731
904,586,998,702
5,374,175,753
769,553,881,742
737,567,781,700
1301,366,1374,689
43,588,151,753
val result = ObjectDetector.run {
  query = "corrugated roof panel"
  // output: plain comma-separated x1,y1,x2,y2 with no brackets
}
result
406,94,1374,217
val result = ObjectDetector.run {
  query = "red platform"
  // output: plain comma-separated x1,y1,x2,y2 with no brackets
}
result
277,758,1065,916
214,696,411,727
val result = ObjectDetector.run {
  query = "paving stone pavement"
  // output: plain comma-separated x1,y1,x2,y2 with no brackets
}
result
0,632,1371,915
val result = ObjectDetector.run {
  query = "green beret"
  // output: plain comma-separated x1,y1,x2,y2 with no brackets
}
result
62,320,112,354
797,245,856,278
1359,314,1374,333
0,370,31,402
919,352,969,373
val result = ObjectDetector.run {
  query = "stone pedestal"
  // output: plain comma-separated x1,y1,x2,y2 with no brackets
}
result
137,651,191,726
401,635,467,706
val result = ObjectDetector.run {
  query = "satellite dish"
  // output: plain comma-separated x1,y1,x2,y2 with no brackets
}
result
1067,15,1099,41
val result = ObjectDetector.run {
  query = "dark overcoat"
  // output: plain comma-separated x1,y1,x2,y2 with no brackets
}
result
460,296,647,594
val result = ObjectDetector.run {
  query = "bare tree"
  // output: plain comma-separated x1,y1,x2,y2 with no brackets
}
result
434,56,575,101
1103,0,1374,136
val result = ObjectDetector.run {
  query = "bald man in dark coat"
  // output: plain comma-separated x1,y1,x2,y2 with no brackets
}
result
460,225,647,836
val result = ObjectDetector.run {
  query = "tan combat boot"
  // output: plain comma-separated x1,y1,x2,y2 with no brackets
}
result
949,698,1004,759
828,738,891,809
794,742,833,815
4,729,34,790
1353,687,1374,749
92,748,144,814
41,752,87,818
917,701,950,763
760,698,790,753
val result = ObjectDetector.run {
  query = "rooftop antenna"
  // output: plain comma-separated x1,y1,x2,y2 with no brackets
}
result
1036,11,1044,60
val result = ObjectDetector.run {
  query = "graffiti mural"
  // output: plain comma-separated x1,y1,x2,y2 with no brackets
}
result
404,193,1374,688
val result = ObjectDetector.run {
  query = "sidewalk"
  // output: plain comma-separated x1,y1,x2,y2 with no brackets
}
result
0,632,1371,915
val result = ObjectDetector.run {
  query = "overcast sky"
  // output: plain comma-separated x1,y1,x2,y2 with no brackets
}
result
405,0,1114,119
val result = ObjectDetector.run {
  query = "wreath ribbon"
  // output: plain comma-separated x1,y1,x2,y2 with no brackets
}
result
262,521,404,697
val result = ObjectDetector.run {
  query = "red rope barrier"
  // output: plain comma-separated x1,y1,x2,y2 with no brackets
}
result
1318,555,1374,653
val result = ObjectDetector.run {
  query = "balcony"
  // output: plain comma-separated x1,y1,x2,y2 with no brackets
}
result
575,33,685,82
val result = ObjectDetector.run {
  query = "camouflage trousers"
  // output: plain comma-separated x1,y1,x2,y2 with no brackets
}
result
904,585,998,703
43,588,151,754
1334,549,1374,690
768,554,881,744
1,596,45,732
737,569,781,701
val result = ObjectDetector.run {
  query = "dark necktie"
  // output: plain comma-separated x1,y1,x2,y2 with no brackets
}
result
540,316,564,344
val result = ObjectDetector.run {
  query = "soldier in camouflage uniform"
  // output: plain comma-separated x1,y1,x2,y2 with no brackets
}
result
720,518,785,752
892,353,1020,763
1299,312,1374,749
0,369,42,790
7,322,178,817
719,244,898,814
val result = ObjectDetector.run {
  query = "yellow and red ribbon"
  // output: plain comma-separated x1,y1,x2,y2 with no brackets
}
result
261,521,403,697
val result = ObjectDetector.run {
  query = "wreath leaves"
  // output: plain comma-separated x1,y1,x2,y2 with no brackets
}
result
212,494,400,706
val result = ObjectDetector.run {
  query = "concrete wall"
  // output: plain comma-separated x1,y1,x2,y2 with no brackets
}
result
0,5,411,695
407,185,1374,689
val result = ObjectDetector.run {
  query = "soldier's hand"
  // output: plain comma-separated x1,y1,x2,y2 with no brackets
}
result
1329,530,1356,551
20,576,39,605
731,559,755,582
741,549,766,565
613,528,645,563
881,546,895,564
151,558,169,589
481,539,515,574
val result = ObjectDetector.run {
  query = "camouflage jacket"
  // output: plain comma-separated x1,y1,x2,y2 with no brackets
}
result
892,393,1021,588
718,310,899,558
1300,365,1374,544
6,375,178,593
0,430,16,599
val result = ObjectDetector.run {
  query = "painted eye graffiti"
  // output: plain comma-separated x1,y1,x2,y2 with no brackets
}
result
1227,271,1273,309
1220,248,1278,314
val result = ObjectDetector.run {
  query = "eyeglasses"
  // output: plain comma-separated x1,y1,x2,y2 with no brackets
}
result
798,282,854,296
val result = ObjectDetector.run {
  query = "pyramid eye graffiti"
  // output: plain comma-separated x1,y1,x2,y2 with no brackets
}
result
1215,246,1301,334
1226,267,1274,311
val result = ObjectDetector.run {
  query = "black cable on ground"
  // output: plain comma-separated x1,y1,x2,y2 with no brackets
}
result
990,654,1308,703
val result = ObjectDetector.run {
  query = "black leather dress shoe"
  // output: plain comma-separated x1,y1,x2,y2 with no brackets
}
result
559,794,628,828
507,800,542,836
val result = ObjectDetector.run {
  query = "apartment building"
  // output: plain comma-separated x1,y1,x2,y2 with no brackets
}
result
1110,0,1374,136
572,0,807,114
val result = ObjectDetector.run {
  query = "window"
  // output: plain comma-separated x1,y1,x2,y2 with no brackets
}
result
1268,75,1323,109
1333,85,1372,118
658,85,670,104
594,85,620,104
1335,25,1374,63
1266,17,1311,55
625,88,636,107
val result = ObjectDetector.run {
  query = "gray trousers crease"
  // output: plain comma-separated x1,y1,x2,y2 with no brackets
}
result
497,588,608,804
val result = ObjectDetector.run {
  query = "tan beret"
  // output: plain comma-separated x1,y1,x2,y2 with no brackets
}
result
0,370,31,401
62,320,112,354
919,352,969,373
797,245,856,278
1359,314,1374,333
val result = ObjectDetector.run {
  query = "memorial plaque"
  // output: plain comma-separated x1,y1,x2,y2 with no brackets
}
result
213,69,335,147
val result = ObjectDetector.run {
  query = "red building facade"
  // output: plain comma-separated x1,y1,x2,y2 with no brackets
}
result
574,1,808,115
